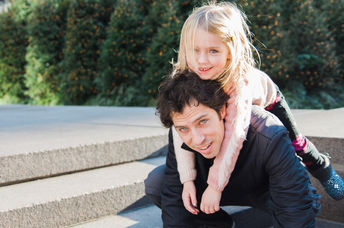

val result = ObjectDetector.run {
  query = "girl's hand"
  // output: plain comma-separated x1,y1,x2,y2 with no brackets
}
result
200,185,222,214
182,181,199,215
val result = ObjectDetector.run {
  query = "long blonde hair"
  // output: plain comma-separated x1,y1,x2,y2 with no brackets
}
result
174,1,258,89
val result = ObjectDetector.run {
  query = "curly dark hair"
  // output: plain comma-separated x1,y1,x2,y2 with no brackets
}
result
156,70,229,128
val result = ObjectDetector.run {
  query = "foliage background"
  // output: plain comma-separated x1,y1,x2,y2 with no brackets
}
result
0,0,343,108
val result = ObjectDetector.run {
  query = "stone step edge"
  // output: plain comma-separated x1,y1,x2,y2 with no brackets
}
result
0,157,341,228
0,134,168,186
308,136,343,164
0,156,165,228
1,133,341,186
68,163,344,227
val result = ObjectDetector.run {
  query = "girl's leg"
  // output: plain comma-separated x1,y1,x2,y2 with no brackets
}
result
266,88,344,200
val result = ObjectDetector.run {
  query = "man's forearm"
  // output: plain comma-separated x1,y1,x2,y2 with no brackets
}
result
267,130,320,227
161,130,195,227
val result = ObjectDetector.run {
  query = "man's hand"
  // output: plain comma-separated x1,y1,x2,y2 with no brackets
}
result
200,185,222,214
182,181,199,215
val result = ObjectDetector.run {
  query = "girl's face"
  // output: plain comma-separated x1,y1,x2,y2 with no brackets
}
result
186,29,230,80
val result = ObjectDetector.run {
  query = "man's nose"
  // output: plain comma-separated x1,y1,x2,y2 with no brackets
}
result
191,129,205,145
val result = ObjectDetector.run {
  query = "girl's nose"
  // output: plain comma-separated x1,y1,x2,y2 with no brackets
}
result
197,51,208,64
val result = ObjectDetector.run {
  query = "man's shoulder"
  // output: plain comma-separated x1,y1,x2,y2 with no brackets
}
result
249,105,286,140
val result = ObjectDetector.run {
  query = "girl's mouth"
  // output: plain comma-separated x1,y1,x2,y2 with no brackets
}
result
199,67,212,73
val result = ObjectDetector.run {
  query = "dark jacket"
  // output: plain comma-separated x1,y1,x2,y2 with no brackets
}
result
161,106,320,228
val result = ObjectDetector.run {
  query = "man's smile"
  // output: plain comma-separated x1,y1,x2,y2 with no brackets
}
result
196,142,213,156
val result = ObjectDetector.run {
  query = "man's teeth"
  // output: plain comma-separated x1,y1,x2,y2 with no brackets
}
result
200,144,210,150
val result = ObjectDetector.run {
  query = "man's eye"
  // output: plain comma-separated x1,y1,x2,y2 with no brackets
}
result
179,127,187,133
200,119,207,125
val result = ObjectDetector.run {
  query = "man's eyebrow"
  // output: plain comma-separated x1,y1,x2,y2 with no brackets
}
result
174,114,207,128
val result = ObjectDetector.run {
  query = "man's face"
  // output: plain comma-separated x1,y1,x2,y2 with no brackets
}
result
172,101,225,159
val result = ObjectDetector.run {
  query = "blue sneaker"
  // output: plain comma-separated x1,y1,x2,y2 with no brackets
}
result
320,166,344,201
311,155,344,201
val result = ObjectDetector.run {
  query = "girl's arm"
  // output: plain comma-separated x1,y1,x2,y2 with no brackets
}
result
207,69,277,191
172,126,197,183
207,78,252,191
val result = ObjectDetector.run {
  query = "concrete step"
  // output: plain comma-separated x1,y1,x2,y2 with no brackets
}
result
293,109,344,224
67,163,344,228
293,108,344,164
69,205,163,228
0,105,168,185
0,156,165,228
307,136,343,165
68,204,344,228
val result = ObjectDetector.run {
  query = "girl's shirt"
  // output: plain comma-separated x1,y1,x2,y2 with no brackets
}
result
173,68,277,191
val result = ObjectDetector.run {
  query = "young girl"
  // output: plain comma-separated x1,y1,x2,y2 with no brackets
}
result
171,1,344,215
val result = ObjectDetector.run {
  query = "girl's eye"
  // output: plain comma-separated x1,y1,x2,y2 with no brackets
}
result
210,49,218,54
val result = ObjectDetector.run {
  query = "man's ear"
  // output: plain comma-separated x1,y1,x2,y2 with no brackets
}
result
220,105,226,120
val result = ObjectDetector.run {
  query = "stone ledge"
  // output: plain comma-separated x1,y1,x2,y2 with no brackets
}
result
0,157,165,228
0,135,167,185
307,136,343,164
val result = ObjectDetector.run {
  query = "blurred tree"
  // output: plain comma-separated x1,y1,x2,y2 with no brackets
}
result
0,9,28,103
142,0,201,101
59,0,114,104
96,0,150,106
317,0,344,84
8,0,33,21
25,0,69,104
235,0,295,88
287,0,339,90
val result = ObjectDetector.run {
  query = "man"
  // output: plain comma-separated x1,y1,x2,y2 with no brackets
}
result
145,71,320,228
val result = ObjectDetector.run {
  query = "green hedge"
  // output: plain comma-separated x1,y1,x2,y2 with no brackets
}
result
0,0,343,108
25,0,69,105
142,0,184,100
236,0,292,86
0,9,28,103
59,0,114,104
95,0,150,106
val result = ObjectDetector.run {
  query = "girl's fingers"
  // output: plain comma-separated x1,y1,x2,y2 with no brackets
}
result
183,195,198,214
190,193,198,208
202,205,216,214
182,197,192,212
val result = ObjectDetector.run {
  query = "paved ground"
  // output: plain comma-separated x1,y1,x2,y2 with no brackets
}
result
70,204,344,228
292,108,344,138
0,105,167,157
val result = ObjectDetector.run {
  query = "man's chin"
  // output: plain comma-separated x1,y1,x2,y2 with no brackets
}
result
198,151,216,159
